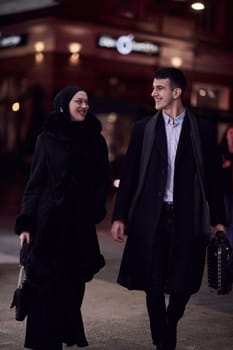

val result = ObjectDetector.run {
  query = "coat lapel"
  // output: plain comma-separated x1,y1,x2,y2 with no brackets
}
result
175,114,190,163
155,114,167,164
128,112,168,222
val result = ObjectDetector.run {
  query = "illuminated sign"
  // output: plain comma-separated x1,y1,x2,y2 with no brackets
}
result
0,34,28,49
98,34,159,56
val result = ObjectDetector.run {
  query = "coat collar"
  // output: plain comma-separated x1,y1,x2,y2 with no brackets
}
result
44,111,102,139
175,113,190,162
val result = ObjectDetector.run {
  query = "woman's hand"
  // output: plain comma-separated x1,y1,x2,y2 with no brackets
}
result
19,231,30,247
111,220,125,242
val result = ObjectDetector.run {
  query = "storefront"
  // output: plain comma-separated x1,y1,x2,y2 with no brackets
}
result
0,16,233,194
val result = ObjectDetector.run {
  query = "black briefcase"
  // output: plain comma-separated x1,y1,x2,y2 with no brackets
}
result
207,231,233,295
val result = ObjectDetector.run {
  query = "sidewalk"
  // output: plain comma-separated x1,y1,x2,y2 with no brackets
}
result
0,223,233,349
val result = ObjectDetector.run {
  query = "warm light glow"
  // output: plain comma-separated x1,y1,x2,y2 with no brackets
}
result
12,102,20,112
68,42,82,54
35,52,44,64
107,113,117,123
69,53,80,65
34,41,45,52
171,57,183,68
191,2,205,11
68,42,82,65
199,88,207,97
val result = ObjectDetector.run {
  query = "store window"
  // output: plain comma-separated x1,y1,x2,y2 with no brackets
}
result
191,83,230,111
0,78,45,183
97,112,134,190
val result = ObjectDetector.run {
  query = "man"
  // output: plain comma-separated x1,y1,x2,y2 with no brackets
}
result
111,67,226,350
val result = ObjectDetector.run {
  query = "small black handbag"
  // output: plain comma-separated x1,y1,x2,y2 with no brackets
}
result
10,241,32,321
10,265,30,321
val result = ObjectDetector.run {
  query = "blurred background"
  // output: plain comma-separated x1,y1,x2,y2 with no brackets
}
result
0,0,233,228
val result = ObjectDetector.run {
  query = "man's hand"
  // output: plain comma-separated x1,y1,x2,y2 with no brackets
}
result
212,224,226,237
111,220,125,242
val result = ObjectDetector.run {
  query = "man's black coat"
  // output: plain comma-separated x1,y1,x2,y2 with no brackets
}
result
112,110,226,295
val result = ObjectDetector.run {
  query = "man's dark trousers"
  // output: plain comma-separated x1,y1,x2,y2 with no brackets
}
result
146,203,190,348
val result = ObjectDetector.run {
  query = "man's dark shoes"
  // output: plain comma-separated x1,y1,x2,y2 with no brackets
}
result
163,321,177,350
163,345,176,350
154,321,177,349
156,345,176,350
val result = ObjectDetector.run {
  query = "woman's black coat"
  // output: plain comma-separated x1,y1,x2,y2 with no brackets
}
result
112,110,226,295
15,112,109,347
16,113,109,283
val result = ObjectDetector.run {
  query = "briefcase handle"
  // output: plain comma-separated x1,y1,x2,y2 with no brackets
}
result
215,230,232,248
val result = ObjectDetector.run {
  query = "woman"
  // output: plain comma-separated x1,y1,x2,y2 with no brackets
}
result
15,86,109,349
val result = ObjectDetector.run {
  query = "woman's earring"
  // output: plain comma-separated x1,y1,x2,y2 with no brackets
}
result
60,106,64,113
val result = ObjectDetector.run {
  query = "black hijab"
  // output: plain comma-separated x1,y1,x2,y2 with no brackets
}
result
45,86,102,136
53,86,85,118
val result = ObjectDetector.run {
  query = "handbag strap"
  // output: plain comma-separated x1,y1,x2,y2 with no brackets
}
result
17,265,25,288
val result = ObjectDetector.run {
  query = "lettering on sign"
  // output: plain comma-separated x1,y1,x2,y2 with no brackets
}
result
0,34,28,49
98,34,159,56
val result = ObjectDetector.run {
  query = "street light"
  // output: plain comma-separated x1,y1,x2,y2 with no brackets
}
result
34,41,45,64
68,42,82,65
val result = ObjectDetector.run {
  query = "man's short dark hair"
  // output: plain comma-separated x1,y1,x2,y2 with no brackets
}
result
154,67,187,94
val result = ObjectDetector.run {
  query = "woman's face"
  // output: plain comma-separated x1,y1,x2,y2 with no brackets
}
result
69,90,89,121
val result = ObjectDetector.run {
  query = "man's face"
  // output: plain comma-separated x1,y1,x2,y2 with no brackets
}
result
151,78,177,111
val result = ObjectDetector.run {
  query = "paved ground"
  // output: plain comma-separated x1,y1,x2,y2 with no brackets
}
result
0,209,233,350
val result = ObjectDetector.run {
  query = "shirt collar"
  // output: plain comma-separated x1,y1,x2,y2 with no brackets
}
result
162,109,186,126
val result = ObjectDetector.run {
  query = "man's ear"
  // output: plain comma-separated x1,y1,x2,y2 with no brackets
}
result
173,87,182,99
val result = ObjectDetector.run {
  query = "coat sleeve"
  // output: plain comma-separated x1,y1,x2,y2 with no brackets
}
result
92,135,110,223
15,134,48,236
201,120,226,226
112,121,144,224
